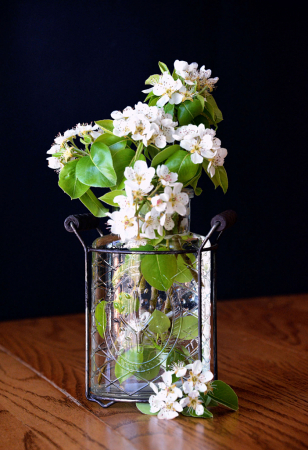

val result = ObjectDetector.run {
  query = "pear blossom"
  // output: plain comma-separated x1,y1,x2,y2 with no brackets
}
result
47,156,63,170
174,60,199,85
160,213,175,231
157,371,183,402
113,193,132,210
125,183,153,205
170,361,187,378
145,123,166,148
113,118,135,137
180,389,204,416
124,160,155,191
198,66,219,91
156,165,178,186
180,124,214,164
144,72,183,107
160,183,189,216
47,144,61,155
111,107,134,120
157,400,183,420
172,124,198,141
75,123,100,135
142,209,162,239
151,195,167,212
106,208,138,242
131,116,152,141
207,147,228,177
134,102,160,122
128,235,148,247
183,361,214,393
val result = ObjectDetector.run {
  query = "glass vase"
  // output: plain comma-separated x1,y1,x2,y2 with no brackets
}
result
89,195,211,402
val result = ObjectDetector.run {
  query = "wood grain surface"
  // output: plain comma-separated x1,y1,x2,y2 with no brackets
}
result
0,293,308,449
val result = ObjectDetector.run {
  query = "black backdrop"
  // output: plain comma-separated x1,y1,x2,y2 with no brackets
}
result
1,1,308,321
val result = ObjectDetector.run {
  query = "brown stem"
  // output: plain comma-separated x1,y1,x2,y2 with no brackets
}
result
149,287,158,313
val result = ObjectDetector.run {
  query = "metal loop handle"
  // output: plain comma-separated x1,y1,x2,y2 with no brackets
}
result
64,213,100,233
210,210,237,232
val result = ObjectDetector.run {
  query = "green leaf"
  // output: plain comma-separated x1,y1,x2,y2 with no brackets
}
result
115,348,143,383
148,310,171,334
139,347,162,380
172,315,198,340
203,101,215,122
94,134,127,154
95,120,114,134
196,94,205,110
181,407,213,418
177,98,203,126
91,141,117,185
165,150,198,184
151,145,181,167
164,103,174,117
193,115,210,128
76,156,111,187
146,145,159,160
141,252,177,291
149,96,159,106
173,254,196,283
145,74,160,85
95,302,107,338
147,229,165,247
216,166,228,194
208,381,238,410
99,190,125,206
184,164,202,195
206,95,223,123
79,189,109,217
136,403,158,415
58,160,89,199
158,61,170,74
112,148,135,190
144,91,155,102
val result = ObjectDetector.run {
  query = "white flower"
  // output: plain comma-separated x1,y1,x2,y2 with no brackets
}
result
111,107,134,120
149,394,166,413
90,128,104,140
125,183,153,205
156,165,178,186
198,66,219,91
75,123,99,135
46,144,61,155
183,361,213,393
160,183,189,216
174,60,199,85
134,102,160,122
151,195,167,212
170,361,187,378
54,134,66,146
157,371,183,402
160,213,175,231
47,156,63,170
106,209,138,242
128,235,148,247
180,124,214,164
157,400,183,420
113,118,136,137
124,160,155,191
131,116,152,141
151,73,183,107
113,193,132,210
180,389,204,416
207,147,228,177
142,209,162,239
172,125,198,141
144,123,166,149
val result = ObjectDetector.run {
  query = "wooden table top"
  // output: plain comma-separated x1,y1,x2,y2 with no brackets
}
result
0,294,308,450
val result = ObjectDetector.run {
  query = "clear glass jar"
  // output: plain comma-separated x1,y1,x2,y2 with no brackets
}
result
89,193,211,402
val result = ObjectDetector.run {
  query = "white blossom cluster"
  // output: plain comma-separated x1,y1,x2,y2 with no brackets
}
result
149,360,214,419
111,102,177,149
173,123,227,176
142,60,219,108
46,123,103,170
106,160,189,244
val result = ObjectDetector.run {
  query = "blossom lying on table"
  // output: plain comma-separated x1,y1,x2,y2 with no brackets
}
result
136,359,238,419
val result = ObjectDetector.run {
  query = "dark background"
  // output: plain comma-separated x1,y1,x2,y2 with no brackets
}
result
1,1,307,321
